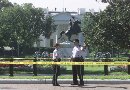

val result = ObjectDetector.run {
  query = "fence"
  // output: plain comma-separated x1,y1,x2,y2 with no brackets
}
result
0,58,129,76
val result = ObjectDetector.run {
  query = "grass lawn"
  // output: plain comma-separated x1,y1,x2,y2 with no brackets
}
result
0,65,128,79
61,65,104,74
62,65,127,75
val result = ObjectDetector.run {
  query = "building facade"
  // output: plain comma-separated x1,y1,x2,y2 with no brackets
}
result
34,9,85,48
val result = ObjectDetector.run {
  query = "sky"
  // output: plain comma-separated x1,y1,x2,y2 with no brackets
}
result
8,0,109,12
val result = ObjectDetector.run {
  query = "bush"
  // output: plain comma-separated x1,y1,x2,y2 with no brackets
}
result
0,65,67,74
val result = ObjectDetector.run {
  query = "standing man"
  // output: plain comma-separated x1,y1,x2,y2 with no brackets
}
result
71,39,84,86
81,43,89,59
52,43,62,86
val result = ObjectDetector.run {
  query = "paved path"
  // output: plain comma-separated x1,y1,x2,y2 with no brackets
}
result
0,79,130,84
0,84,129,90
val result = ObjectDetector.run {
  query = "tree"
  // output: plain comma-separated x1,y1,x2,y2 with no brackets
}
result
0,0,13,9
43,15,56,38
96,0,130,4
0,3,56,56
83,1,130,53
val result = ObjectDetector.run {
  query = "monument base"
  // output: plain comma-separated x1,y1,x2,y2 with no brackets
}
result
60,41,74,58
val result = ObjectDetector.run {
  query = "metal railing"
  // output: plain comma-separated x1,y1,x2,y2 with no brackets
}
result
0,57,129,76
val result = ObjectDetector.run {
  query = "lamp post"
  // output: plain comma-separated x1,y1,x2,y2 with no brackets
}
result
17,37,20,57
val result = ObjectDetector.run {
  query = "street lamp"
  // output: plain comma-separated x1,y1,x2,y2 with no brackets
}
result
17,37,20,57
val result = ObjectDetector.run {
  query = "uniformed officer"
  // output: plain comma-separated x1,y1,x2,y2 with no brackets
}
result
80,43,89,85
81,43,89,59
52,43,62,86
71,39,84,86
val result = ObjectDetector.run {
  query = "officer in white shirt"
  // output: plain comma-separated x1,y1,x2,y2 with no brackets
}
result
81,43,89,59
71,39,84,86
52,43,62,86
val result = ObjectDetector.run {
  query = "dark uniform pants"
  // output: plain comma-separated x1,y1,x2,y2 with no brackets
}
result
72,57,84,84
52,59,61,85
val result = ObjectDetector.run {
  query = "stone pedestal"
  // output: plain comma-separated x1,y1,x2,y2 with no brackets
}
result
59,32,85,58
60,41,74,58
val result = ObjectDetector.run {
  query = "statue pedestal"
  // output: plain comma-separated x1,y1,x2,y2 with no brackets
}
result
59,32,85,58
60,41,74,58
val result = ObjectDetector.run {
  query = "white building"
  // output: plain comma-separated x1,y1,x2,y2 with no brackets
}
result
34,9,85,48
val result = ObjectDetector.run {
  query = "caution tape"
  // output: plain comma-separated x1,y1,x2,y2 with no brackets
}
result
0,57,128,61
0,62,130,65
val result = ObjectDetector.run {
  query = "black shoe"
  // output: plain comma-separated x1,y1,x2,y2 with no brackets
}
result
53,84,60,86
71,83,78,85
78,83,84,86
55,84,60,86
78,82,84,86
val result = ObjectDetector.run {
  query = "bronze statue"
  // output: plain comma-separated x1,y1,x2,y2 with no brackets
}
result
59,17,81,41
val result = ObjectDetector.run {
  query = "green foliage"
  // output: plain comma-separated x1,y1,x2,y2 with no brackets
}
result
83,1,130,53
0,3,56,55
0,65,66,74
43,15,56,38
97,0,130,4
0,0,13,9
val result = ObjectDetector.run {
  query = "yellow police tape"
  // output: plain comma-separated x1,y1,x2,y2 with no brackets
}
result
0,62,130,65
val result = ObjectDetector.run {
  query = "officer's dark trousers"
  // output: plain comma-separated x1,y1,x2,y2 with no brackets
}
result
72,57,84,84
52,59,61,85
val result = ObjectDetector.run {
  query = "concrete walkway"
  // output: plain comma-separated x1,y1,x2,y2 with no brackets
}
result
0,79,130,84
0,84,129,90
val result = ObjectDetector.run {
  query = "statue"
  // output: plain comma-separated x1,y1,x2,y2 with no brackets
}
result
58,17,85,58
59,17,82,42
